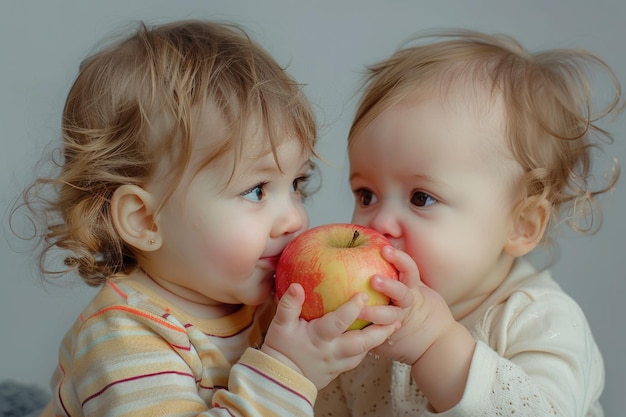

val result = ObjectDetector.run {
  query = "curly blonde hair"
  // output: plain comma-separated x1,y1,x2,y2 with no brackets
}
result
17,20,317,286
349,29,621,241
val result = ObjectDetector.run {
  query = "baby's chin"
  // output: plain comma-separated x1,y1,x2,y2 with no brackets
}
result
240,270,276,305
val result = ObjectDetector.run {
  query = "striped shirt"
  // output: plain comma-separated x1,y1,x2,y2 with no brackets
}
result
43,278,317,416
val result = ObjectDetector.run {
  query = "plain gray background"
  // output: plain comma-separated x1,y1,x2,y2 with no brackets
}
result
1,1,624,414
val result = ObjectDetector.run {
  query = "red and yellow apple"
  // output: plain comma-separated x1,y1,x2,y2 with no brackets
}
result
275,223,399,330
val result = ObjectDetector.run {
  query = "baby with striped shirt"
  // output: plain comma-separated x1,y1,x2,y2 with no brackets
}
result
19,20,400,417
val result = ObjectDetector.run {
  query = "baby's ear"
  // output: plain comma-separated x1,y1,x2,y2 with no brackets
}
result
504,196,550,257
110,184,161,251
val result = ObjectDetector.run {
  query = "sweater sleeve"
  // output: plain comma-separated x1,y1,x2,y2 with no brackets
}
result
426,291,604,417
50,298,316,417
213,348,316,416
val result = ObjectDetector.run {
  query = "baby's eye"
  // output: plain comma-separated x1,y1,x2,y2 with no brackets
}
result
355,188,378,207
410,191,437,207
241,183,267,202
291,175,310,193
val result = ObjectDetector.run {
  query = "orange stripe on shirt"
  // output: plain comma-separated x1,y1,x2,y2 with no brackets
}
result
87,305,186,334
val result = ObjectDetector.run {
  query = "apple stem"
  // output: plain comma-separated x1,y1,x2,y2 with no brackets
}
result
349,230,360,248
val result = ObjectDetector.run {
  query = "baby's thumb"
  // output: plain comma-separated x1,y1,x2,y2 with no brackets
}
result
273,283,305,326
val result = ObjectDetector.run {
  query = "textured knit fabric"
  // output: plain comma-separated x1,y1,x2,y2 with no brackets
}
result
315,259,604,416
43,278,316,417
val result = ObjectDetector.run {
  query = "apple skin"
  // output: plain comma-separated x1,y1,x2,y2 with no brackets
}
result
275,223,399,330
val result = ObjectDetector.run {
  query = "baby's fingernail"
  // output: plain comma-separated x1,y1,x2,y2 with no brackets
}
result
383,245,394,255
288,284,298,296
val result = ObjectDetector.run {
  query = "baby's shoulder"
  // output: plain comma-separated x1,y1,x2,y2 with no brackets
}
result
502,263,577,314
75,279,170,327
481,262,593,343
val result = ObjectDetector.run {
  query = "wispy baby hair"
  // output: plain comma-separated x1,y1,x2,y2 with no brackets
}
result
16,20,317,286
350,29,622,240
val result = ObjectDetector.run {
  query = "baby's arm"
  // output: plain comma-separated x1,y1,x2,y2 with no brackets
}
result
51,303,317,417
361,246,476,412
451,290,604,417
260,282,399,389
362,249,603,416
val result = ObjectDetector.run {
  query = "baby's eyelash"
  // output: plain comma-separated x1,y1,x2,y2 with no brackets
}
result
240,181,268,202
294,174,311,186
240,181,268,196
295,173,316,198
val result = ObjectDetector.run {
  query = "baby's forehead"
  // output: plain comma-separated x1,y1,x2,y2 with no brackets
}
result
190,122,309,174
398,78,505,127
194,99,313,150
394,83,517,165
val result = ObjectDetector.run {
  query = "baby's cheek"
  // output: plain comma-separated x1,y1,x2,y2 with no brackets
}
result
211,236,262,275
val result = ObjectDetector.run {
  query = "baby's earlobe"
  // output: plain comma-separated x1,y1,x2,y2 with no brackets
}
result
110,184,161,251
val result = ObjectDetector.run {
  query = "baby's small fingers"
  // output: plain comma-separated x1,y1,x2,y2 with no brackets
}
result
272,283,305,327
370,275,415,309
339,323,398,357
359,303,403,326
381,246,422,287
314,292,368,341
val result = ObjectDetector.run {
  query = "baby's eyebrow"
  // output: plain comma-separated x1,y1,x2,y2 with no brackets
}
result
406,173,447,188
348,171,362,182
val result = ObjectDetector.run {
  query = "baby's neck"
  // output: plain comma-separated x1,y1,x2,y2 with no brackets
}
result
128,268,242,319
450,257,515,320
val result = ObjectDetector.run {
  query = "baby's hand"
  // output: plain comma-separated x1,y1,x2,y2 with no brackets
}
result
261,283,397,389
360,246,456,366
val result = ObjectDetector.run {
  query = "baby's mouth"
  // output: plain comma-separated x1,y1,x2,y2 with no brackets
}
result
260,255,281,269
